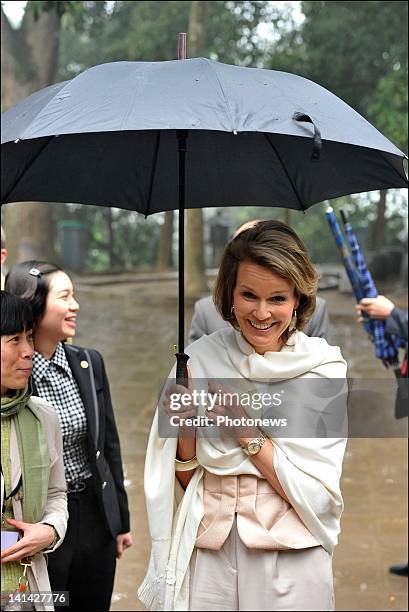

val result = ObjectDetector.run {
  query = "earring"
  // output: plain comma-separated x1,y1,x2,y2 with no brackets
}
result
231,305,235,317
289,309,297,331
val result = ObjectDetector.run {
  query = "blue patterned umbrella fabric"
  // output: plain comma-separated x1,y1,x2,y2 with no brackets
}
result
326,206,402,368
340,210,404,367
325,207,365,301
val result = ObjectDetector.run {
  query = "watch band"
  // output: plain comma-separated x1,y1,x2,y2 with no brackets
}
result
242,433,266,456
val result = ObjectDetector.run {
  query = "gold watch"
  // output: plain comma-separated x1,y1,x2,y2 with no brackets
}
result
242,433,266,456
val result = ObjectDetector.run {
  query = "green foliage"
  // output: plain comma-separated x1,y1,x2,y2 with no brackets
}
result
58,1,280,80
368,70,408,153
268,0,408,255
216,202,349,264
270,1,408,138
27,0,89,24
213,192,407,266
22,0,407,270
54,203,161,271
27,1,60,19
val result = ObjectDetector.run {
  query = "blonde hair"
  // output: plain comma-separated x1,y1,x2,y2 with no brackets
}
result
213,220,318,339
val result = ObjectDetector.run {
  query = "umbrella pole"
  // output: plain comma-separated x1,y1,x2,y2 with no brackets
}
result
175,129,190,387
175,32,190,387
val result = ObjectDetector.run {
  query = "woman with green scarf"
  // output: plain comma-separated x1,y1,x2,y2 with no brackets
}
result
1,291,67,611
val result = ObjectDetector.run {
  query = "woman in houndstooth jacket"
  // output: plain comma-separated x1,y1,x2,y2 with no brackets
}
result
6,262,132,612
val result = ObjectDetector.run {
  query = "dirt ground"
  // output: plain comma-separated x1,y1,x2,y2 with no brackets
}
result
72,274,408,612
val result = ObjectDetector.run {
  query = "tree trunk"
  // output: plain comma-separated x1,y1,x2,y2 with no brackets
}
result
2,202,58,264
185,1,210,298
1,3,61,266
156,211,174,270
370,190,387,250
105,208,115,269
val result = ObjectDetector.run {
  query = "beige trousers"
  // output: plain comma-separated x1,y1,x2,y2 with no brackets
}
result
189,519,334,611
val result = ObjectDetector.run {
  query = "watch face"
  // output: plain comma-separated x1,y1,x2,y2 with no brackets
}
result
248,441,261,455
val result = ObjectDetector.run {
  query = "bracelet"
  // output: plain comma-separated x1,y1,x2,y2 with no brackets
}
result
175,455,197,463
42,523,59,548
175,455,199,472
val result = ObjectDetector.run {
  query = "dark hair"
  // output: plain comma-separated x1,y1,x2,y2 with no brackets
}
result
5,261,63,321
213,220,318,340
1,290,34,336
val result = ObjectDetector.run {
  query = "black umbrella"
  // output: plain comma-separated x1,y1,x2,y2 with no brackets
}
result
2,38,407,383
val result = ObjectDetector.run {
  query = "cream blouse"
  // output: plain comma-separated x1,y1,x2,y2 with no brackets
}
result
196,471,319,550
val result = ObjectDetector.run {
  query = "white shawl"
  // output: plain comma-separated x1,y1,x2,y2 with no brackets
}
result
138,329,347,611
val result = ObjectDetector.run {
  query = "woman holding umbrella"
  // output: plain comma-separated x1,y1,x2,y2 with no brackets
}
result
139,220,347,611
5,263,132,612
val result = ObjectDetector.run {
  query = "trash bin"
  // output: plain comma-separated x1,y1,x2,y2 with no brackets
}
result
57,220,88,272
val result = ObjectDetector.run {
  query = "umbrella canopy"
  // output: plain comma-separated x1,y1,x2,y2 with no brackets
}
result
1,58,407,211
1,57,407,383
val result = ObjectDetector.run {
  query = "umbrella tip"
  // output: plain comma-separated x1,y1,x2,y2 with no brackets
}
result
178,33,187,60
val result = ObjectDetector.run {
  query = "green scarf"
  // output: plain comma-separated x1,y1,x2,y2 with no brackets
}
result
1,383,50,524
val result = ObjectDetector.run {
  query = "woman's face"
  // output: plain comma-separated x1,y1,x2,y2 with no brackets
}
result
1,329,34,394
38,271,80,342
232,261,299,354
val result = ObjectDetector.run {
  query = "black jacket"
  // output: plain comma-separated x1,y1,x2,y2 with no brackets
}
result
33,343,130,538
386,307,408,419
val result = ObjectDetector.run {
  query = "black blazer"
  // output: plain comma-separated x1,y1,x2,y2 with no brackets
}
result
33,344,130,538
385,307,408,419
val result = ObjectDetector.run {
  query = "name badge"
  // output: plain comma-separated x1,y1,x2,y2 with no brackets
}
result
1,530,19,551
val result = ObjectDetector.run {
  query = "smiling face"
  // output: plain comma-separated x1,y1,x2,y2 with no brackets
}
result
37,271,80,342
232,261,299,354
1,329,34,394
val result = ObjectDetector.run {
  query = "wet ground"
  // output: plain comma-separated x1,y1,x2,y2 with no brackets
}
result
73,275,408,612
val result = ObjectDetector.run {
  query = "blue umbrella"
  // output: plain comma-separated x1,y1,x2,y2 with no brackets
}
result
325,207,364,302
326,207,402,368
340,209,403,366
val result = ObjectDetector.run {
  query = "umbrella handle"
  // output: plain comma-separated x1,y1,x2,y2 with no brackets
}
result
293,112,322,160
176,352,190,387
